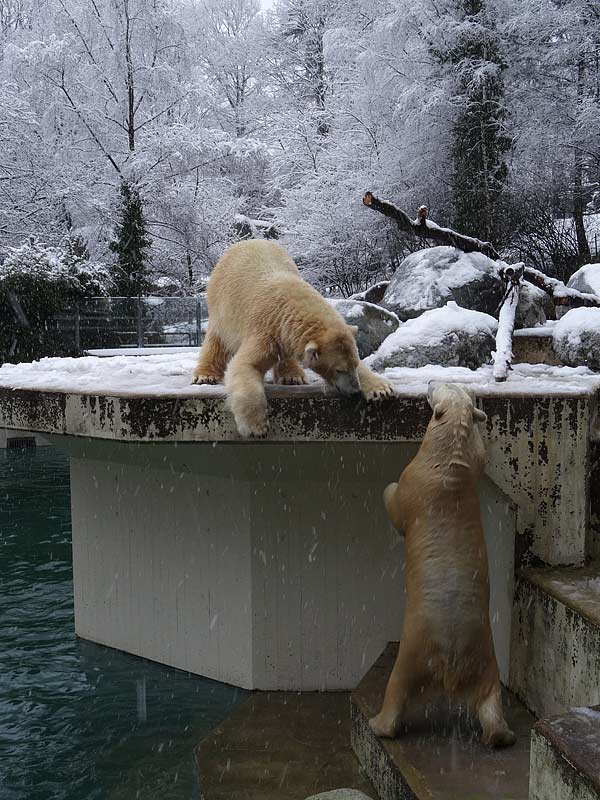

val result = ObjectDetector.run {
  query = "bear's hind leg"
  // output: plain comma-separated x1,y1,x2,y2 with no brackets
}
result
476,682,516,748
192,328,229,385
225,341,274,437
369,634,427,738
273,357,307,386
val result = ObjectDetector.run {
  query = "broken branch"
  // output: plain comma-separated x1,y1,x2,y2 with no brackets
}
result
493,264,523,382
363,192,501,260
522,266,600,309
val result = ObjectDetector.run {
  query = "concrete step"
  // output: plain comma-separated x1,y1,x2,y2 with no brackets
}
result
511,565,600,717
351,644,534,800
530,705,600,800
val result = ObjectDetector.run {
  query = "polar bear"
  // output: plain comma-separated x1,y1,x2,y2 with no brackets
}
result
192,239,394,436
370,382,516,748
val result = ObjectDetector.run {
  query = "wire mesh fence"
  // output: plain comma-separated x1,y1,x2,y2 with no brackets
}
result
53,296,208,352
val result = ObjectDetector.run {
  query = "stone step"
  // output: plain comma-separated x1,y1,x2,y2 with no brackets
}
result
351,644,534,800
530,706,600,800
511,564,600,718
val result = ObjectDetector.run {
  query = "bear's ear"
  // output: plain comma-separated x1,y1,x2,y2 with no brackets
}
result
347,324,359,336
433,403,445,420
472,406,487,423
302,341,320,368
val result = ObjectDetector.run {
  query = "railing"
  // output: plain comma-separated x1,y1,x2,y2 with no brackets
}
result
53,296,208,352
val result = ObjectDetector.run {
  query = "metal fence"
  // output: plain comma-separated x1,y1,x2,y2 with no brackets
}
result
53,296,208,351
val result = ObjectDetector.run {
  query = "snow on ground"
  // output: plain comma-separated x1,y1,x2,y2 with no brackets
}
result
0,352,599,399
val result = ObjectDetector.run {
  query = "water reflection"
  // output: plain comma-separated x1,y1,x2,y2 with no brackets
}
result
0,448,246,800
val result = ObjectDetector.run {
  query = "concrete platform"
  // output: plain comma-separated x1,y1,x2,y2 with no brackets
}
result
511,564,600,717
195,691,374,800
351,644,535,800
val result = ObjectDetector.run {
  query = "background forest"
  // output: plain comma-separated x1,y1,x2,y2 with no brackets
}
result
0,0,599,300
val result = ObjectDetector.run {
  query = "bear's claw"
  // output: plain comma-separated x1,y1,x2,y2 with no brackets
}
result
192,373,222,386
363,379,395,401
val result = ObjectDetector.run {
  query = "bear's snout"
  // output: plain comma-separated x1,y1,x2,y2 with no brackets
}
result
334,370,361,396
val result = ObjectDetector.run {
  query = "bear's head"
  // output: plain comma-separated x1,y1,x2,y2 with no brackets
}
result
302,325,361,396
426,382,488,472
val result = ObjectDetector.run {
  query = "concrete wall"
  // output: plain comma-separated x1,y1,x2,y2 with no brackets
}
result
65,439,516,690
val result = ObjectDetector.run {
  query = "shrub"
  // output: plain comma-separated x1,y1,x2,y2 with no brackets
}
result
0,239,112,364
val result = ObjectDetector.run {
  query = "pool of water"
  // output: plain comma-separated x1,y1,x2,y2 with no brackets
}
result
0,447,247,800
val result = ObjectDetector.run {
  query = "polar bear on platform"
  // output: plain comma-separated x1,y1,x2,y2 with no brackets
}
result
192,239,394,436
371,382,516,748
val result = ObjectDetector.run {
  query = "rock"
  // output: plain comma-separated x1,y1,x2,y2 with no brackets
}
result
304,791,374,800
566,263,600,297
552,307,600,371
382,246,503,321
348,281,390,305
515,282,554,329
330,299,399,358
367,302,497,371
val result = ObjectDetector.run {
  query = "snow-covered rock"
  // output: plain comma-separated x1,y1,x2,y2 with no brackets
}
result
567,263,600,298
382,246,503,321
367,302,497,371
515,282,554,328
552,307,600,371
329,299,399,358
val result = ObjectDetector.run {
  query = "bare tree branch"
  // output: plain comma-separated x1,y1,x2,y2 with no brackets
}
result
363,191,501,260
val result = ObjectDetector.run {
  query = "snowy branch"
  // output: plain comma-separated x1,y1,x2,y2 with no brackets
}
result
493,264,523,382
363,192,501,260
522,267,600,309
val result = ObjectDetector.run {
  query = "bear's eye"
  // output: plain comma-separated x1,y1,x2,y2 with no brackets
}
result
335,369,346,375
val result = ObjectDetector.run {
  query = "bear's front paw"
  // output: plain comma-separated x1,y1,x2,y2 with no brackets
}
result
236,413,269,438
362,375,395,401
278,374,307,386
369,712,400,739
192,372,222,386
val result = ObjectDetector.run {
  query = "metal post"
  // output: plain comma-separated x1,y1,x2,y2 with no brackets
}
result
74,301,81,351
136,296,143,348
196,298,202,347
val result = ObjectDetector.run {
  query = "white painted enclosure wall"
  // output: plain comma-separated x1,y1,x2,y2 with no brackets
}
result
66,439,515,690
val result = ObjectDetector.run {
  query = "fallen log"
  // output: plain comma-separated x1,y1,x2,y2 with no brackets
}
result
523,266,600,309
363,191,600,310
363,192,501,260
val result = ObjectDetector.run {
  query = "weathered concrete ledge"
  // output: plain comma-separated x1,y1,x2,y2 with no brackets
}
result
0,385,593,566
530,706,600,800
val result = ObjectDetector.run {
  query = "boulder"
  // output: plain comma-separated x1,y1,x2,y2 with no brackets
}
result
382,246,503,321
552,307,600,371
515,281,554,329
567,263,600,297
330,299,399,358
367,302,497,371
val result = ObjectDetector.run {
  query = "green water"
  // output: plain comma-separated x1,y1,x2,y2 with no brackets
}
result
0,447,247,800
